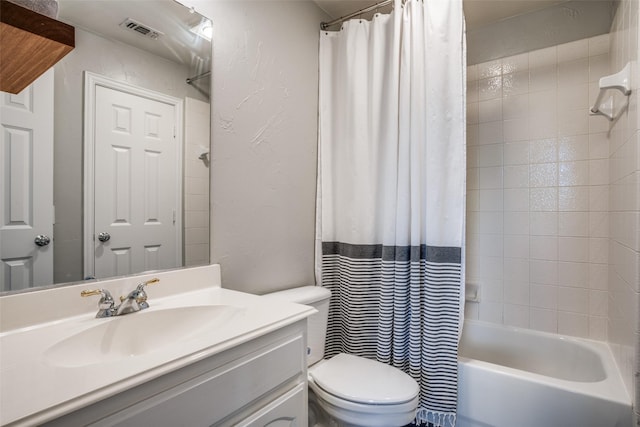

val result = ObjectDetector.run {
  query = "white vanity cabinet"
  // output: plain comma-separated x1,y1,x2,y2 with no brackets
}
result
43,321,308,427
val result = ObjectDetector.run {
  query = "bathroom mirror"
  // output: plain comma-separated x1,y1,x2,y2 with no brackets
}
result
0,0,211,293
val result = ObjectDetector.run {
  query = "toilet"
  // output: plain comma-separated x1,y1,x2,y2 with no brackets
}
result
263,286,419,427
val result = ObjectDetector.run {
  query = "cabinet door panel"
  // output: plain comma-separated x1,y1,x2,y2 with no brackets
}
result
94,335,304,427
237,384,306,427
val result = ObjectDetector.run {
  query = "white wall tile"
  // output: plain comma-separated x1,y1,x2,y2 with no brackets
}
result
530,187,558,211
467,79,479,102
504,188,529,211
589,290,609,316
467,64,478,82
502,53,528,74
588,132,609,159
478,121,503,144
557,38,589,62
530,307,558,333
531,283,558,309
559,237,590,262
559,135,590,162
530,260,559,285
558,186,589,211
504,235,530,258
479,98,503,123
530,235,558,260
529,65,557,92
559,212,589,236
479,167,503,189
529,46,557,68
558,286,589,313
589,211,609,238
558,311,589,338
478,211,504,234
588,316,608,341
503,118,529,142
504,282,530,306
557,84,589,111
588,33,610,56
504,257,530,282
589,262,609,290
558,109,589,137
478,76,503,101
504,304,530,327
529,138,558,163
504,142,530,165
589,185,609,212
530,163,558,187
503,71,530,96
529,90,556,116
589,54,610,82
478,144,504,167
464,31,626,345
589,159,610,185
502,93,529,120
478,59,502,79
530,212,558,236
504,165,530,188
558,261,589,288
467,101,479,125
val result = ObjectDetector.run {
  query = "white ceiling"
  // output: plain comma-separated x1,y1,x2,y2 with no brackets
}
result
57,0,211,67
314,0,570,30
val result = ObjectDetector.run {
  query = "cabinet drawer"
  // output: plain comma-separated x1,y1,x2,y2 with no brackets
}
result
236,383,305,427
97,334,304,427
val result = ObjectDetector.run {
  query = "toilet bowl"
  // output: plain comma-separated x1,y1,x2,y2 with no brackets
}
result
262,286,419,427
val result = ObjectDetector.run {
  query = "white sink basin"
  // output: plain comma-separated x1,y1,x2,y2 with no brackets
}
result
45,305,240,367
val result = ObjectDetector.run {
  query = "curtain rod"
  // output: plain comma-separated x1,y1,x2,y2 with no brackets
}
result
186,71,211,85
320,0,394,30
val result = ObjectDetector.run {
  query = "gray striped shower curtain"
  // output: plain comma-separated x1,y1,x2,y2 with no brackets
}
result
316,1,466,425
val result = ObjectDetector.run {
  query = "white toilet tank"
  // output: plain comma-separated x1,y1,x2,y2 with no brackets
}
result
262,286,331,366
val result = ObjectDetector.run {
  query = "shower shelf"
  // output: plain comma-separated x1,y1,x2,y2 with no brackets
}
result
590,62,632,121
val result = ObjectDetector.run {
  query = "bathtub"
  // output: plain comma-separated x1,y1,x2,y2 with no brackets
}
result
457,320,632,427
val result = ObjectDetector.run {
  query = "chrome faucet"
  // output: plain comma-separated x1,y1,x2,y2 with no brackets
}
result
81,278,159,318
80,288,117,318
116,278,159,315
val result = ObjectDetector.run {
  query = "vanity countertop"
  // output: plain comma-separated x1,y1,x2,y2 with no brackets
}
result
0,265,315,426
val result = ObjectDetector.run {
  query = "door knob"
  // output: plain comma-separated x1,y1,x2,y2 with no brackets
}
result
98,232,111,242
34,235,51,247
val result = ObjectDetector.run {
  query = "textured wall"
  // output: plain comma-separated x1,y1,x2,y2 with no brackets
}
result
187,1,329,294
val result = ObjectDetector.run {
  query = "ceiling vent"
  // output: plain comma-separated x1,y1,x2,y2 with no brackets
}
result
119,18,164,40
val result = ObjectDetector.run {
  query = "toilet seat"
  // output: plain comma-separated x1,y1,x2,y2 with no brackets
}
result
308,354,420,427
309,353,420,406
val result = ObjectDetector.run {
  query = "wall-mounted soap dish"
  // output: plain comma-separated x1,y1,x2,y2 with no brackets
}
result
590,62,632,121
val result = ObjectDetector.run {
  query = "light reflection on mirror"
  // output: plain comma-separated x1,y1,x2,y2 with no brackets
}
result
0,0,211,294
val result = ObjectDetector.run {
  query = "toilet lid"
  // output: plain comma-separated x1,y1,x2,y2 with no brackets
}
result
309,353,419,405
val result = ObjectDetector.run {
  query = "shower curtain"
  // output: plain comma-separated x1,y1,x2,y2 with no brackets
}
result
316,0,465,425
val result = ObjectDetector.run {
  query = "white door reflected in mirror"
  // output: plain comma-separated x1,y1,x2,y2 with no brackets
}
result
0,71,55,292
86,73,183,279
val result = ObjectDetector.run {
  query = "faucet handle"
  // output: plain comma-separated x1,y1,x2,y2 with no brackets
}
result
81,288,114,305
141,278,160,287
81,289,116,317
119,278,160,304
135,278,159,303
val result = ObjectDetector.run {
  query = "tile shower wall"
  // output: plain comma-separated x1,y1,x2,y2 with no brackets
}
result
465,34,612,340
184,97,211,267
607,0,640,415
